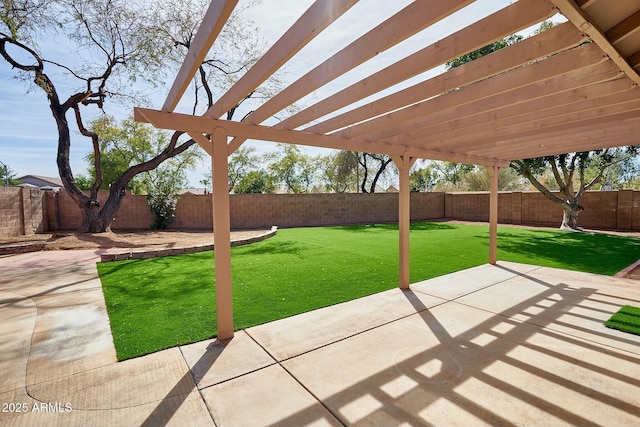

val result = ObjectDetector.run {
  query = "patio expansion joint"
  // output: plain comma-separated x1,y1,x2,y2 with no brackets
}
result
242,329,348,427
178,346,218,426
410,269,529,305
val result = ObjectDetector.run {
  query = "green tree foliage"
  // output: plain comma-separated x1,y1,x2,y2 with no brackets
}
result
144,161,189,229
322,151,359,193
409,164,437,192
269,144,319,193
445,35,523,70
234,170,275,194
462,167,525,191
0,161,22,186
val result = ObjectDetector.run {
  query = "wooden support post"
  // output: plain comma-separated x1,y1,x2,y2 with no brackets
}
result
487,165,500,265
394,155,416,289
211,128,234,340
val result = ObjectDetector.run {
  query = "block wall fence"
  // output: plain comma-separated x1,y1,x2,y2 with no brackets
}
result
1,187,638,238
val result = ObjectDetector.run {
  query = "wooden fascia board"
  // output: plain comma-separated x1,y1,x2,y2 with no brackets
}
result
162,0,238,112
134,107,507,167
311,24,592,137
226,0,474,153
368,73,632,143
551,0,640,86
276,0,557,131
204,0,359,119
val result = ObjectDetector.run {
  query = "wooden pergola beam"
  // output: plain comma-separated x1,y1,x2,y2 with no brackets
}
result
162,0,238,113
389,61,621,149
227,0,474,153
437,96,640,151
398,79,638,143
276,0,557,132
465,114,640,159
309,27,595,137
204,0,359,119
134,107,509,167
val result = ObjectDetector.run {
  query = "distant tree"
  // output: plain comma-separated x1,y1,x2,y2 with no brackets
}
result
234,170,275,194
74,175,93,191
512,148,639,230
358,153,395,193
445,34,523,70
432,162,475,187
409,164,437,192
462,167,525,191
269,144,318,193
0,161,22,186
321,150,359,192
227,146,259,192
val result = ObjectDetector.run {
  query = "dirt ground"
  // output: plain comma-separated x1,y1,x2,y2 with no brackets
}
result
0,221,638,251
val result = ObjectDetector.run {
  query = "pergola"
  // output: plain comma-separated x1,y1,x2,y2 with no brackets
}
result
135,0,640,339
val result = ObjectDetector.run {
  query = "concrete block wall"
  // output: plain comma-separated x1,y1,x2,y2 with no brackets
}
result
2,189,638,236
0,187,46,238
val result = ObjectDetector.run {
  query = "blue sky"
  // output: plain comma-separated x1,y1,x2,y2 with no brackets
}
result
0,0,553,186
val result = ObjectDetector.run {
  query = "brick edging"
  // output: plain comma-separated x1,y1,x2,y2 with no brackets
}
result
614,259,640,280
99,226,278,263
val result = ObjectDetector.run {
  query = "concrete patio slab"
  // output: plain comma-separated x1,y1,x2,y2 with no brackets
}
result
26,287,116,384
281,298,640,426
246,287,447,361
0,385,214,427
180,330,276,389
2,250,639,427
456,265,640,354
201,363,343,427
0,290,36,393
410,261,540,300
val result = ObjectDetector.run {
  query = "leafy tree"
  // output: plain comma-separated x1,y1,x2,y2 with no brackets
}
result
269,144,318,193
409,164,437,192
144,161,189,229
0,0,275,232
445,34,523,70
85,116,157,194
227,146,259,192
0,161,22,186
512,148,639,229
462,167,525,191
234,170,275,194
321,150,358,193
432,162,476,187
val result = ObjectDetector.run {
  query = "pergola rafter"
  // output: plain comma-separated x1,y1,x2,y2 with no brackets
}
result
135,0,640,338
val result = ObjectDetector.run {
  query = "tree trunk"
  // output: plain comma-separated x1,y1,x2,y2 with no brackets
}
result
560,205,580,231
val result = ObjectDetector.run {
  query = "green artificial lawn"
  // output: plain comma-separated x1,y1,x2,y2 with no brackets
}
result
97,222,640,360
604,305,640,336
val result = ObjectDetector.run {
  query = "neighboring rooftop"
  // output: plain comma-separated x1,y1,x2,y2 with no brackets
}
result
18,174,63,190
